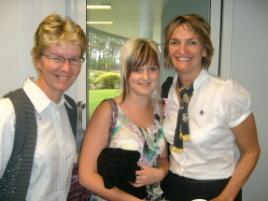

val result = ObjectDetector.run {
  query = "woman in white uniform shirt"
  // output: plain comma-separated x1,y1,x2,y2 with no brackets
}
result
0,14,87,201
161,14,260,201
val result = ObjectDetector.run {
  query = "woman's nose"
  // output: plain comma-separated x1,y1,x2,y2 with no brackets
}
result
61,59,72,72
178,43,186,54
142,69,150,79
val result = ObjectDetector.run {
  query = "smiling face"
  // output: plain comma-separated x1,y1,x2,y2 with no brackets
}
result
128,63,160,97
168,25,207,77
120,38,160,101
36,42,82,102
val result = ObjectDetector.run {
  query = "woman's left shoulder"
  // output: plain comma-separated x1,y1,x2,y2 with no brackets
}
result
208,75,251,96
222,79,251,98
219,79,252,114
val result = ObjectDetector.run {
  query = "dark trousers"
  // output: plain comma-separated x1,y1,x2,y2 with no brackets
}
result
162,171,242,201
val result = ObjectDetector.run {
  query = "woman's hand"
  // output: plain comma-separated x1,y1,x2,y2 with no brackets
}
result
131,164,163,187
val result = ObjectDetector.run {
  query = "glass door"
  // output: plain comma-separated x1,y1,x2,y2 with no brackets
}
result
83,0,220,119
86,0,165,116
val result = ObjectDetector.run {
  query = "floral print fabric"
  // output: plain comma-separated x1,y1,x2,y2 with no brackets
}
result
91,101,166,201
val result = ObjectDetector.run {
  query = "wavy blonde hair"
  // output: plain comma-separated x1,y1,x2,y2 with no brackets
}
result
31,13,88,64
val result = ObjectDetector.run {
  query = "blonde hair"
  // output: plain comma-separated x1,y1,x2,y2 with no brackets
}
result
31,13,88,64
164,14,214,69
120,38,160,102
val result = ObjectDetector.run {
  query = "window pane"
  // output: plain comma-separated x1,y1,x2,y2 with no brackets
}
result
87,27,124,116
86,0,211,117
86,0,164,116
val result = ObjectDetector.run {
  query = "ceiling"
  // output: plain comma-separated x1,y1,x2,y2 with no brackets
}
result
86,0,166,43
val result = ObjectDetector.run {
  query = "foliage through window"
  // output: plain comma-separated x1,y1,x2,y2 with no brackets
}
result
87,27,126,116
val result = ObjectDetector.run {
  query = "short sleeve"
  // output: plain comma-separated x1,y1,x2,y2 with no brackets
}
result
220,80,252,128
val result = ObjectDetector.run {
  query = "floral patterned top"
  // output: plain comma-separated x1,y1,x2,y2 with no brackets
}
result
109,104,166,167
90,100,166,201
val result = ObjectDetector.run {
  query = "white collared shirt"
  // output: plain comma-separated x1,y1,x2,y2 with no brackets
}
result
163,70,252,180
0,78,76,201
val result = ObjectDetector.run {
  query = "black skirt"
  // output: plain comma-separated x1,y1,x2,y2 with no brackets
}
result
161,171,242,201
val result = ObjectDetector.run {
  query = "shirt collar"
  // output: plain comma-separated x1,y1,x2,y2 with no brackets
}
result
23,78,65,113
170,69,209,103
192,69,209,91
173,69,209,91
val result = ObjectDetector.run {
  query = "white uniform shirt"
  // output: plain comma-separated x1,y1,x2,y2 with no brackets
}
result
163,70,252,180
0,78,76,201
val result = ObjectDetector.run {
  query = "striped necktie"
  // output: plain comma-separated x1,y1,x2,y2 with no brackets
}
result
172,83,194,153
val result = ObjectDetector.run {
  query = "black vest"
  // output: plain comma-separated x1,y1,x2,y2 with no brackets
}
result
0,88,77,201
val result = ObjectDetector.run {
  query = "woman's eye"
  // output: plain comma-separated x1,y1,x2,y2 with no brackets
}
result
70,58,81,63
188,40,199,45
169,40,179,45
51,56,64,63
132,67,143,72
149,66,159,72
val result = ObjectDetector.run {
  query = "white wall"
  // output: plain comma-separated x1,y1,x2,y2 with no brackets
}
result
0,0,21,95
221,0,268,200
0,0,66,96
